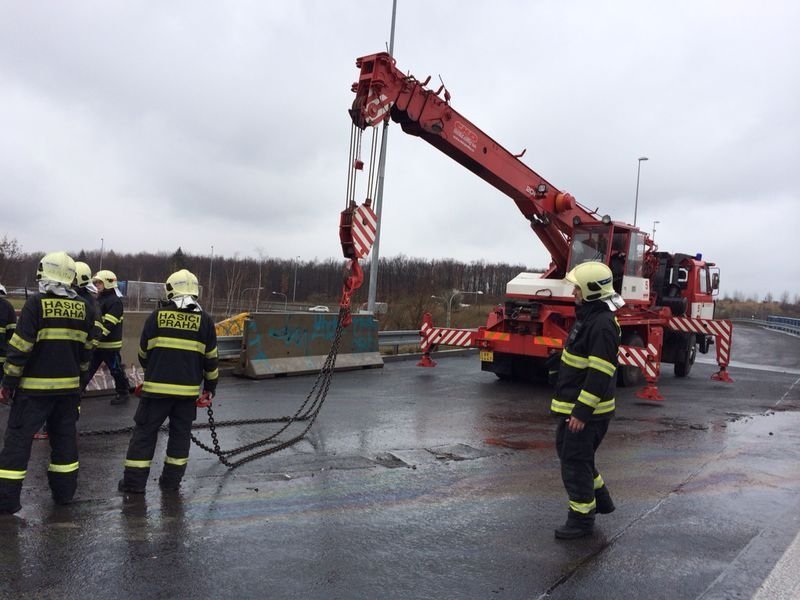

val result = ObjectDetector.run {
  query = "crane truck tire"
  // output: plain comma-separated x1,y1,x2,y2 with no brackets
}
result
674,334,697,377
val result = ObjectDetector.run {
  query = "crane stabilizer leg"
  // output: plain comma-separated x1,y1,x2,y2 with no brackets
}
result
666,316,735,384
418,312,437,367
619,330,664,401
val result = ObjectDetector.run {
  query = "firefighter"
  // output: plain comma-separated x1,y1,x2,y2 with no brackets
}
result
0,252,93,514
551,261,623,540
118,269,218,494
84,269,131,404
73,262,101,355
0,284,16,372
33,262,100,442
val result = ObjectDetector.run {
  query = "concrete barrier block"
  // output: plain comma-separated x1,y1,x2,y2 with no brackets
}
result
236,312,383,379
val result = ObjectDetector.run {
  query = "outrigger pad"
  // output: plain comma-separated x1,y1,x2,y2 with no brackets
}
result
711,369,734,383
636,384,664,401
417,355,437,368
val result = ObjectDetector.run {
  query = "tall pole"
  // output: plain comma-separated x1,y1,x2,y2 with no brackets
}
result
633,156,648,227
652,220,660,240
447,292,457,328
367,0,398,313
99,238,104,269
292,256,300,303
255,262,262,313
208,245,215,314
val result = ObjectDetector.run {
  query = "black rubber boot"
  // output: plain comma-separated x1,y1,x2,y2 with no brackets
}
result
111,392,130,406
159,462,186,491
118,478,146,494
554,512,594,540
158,476,181,492
595,486,616,514
0,481,23,515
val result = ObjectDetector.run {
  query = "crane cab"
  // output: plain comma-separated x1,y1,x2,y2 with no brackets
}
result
567,223,650,306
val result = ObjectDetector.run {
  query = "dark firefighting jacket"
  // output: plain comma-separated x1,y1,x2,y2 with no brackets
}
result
96,289,124,350
1,292,93,395
138,303,219,399
75,286,101,347
550,300,621,423
0,296,16,368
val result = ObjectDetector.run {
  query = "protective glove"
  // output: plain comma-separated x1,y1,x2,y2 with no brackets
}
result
0,386,15,406
134,383,143,397
196,390,214,408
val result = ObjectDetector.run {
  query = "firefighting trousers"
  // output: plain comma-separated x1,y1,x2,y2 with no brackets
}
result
85,350,130,395
122,396,197,489
0,393,80,512
555,417,610,522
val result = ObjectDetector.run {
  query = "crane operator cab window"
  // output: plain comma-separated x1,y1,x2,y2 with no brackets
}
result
568,227,611,270
625,232,647,278
610,232,628,293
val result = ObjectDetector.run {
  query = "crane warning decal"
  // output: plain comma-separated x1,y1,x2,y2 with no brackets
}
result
351,204,378,258
618,343,660,380
453,121,478,153
364,93,392,126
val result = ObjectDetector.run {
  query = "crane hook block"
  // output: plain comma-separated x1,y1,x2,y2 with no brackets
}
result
339,202,378,260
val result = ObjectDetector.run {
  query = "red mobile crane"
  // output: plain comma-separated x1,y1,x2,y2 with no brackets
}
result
343,52,733,399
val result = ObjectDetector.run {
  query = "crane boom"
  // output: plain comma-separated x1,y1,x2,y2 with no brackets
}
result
350,52,599,274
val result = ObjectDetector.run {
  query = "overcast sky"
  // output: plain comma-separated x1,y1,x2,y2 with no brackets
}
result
1,1,798,299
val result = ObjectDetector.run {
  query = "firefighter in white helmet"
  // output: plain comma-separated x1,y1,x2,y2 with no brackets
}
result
550,261,623,540
72,262,100,357
84,269,131,404
118,269,218,494
0,252,94,513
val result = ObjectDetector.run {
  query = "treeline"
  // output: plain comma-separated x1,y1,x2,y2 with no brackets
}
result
715,298,800,320
0,241,536,322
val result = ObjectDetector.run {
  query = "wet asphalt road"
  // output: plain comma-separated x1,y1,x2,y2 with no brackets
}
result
1,322,799,600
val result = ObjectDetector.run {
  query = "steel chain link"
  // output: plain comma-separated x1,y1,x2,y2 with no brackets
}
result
80,308,348,470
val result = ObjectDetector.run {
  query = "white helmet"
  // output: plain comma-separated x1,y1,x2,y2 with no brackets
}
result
74,262,93,287
37,251,76,286
92,269,118,289
566,261,615,302
165,269,199,300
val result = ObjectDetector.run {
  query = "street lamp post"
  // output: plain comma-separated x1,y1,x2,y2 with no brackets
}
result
238,287,263,311
445,289,484,328
99,238,104,269
633,156,649,227
271,291,287,312
292,256,300,303
208,245,215,315
652,220,660,241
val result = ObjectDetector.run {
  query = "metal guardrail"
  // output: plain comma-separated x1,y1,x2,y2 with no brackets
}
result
731,318,800,336
220,319,800,360
216,330,422,359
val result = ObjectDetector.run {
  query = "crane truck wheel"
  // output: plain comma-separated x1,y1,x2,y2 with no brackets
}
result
674,335,697,377
618,332,645,387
